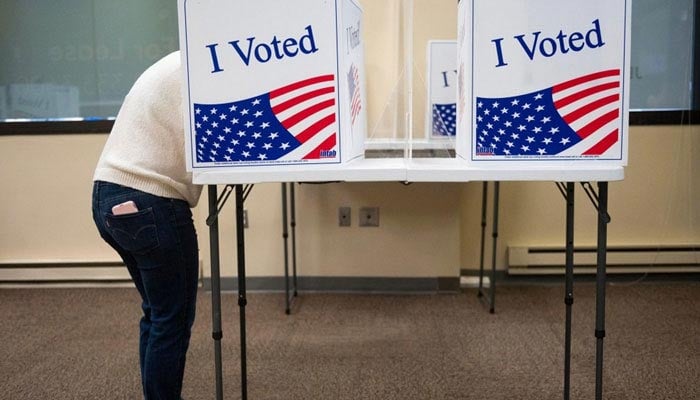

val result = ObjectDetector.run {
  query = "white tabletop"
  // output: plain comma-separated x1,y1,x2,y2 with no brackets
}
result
192,157,624,184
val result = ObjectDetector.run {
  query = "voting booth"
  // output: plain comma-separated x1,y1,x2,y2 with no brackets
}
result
178,0,367,170
456,0,631,165
181,2,631,400
426,40,458,139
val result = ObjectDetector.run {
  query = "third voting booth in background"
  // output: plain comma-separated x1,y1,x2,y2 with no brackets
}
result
426,40,458,139
178,0,367,170
457,0,631,165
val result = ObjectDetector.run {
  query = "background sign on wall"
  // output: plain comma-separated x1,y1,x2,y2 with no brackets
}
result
457,0,631,165
426,41,458,139
178,0,366,170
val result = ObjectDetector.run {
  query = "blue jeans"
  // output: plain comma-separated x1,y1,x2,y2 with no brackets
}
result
92,181,198,400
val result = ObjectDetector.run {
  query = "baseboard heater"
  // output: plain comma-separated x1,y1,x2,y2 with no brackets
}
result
0,260,132,285
507,245,700,275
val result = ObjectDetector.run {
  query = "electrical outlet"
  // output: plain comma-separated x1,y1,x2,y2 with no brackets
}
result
338,207,351,227
243,209,249,228
359,207,379,227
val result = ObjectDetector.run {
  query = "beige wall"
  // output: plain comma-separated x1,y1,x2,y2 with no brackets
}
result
459,124,700,270
0,134,461,278
0,135,112,262
1,126,697,277
1,0,698,279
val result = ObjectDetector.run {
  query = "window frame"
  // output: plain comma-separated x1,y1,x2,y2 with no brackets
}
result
0,120,115,135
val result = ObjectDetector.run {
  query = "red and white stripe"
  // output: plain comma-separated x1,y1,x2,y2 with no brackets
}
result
349,65,362,125
552,69,621,156
269,74,338,160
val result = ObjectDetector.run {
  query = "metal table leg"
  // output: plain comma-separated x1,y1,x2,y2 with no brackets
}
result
595,182,609,400
556,182,576,400
290,183,298,298
207,185,224,400
234,185,249,399
477,181,499,314
282,183,291,314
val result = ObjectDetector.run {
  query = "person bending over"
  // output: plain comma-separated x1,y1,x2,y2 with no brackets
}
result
92,51,201,400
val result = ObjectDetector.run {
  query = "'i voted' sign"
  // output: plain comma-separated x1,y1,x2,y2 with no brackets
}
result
178,0,367,170
427,41,458,138
457,0,631,165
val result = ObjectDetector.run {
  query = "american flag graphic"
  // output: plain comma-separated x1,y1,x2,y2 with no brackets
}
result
432,103,456,136
347,64,362,125
193,74,338,163
475,69,621,157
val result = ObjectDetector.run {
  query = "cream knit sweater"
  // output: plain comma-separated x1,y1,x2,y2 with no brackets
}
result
93,51,202,207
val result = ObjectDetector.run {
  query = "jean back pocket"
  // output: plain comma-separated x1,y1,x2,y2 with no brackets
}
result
104,208,160,255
